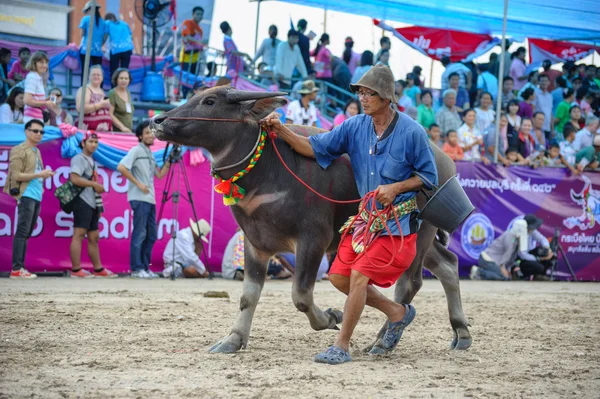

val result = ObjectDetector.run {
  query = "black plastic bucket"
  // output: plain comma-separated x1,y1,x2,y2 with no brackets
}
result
414,172,475,234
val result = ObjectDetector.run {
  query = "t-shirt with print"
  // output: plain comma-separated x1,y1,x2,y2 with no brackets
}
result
79,16,108,57
23,72,45,124
22,148,43,202
286,100,317,126
71,152,97,209
107,20,134,55
119,143,159,204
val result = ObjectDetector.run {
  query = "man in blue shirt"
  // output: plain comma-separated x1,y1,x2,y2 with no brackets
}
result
263,64,437,364
104,13,134,81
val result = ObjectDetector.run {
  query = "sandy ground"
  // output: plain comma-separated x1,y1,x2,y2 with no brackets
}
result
0,278,599,399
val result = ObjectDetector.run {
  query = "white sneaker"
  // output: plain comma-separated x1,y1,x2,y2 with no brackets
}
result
131,270,150,279
146,270,160,279
469,266,480,280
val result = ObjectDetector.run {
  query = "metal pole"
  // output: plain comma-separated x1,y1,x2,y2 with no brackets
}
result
323,9,328,32
494,0,509,164
77,0,97,130
254,0,261,54
429,58,434,89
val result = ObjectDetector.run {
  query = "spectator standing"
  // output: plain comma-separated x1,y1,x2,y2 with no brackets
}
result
23,51,52,125
79,2,107,84
312,34,333,82
573,115,599,151
46,88,73,127
436,89,462,136
517,71,539,100
575,135,600,171
476,63,498,101
457,109,487,163
518,88,535,119
440,56,471,91
516,118,536,159
428,124,443,148
117,120,171,278
180,6,205,80
483,114,513,166
220,21,251,76
569,104,584,131
351,51,373,84
506,99,521,131
475,92,495,134
447,72,470,111
412,66,424,87
108,68,134,132
333,99,361,127
104,13,134,80
75,65,112,131
69,132,116,278
296,19,313,75
7,47,31,87
395,80,413,111
560,124,578,165
4,119,55,279
542,60,561,92
534,74,554,134
552,76,568,113
417,90,435,129
342,37,361,75
253,25,280,69
405,73,421,106
531,112,547,151
500,39,512,78
274,30,307,89
576,88,593,118
509,47,527,91
332,57,351,91
285,80,318,126
376,50,390,66
581,65,599,93
488,53,499,78
162,219,211,279
0,48,11,101
500,76,516,110
375,37,391,65
442,130,464,161
0,87,24,124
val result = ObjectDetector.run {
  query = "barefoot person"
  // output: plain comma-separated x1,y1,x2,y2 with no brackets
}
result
69,132,117,278
262,64,437,364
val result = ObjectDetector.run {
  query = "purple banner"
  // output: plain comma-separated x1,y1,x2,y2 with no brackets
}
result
451,162,600,281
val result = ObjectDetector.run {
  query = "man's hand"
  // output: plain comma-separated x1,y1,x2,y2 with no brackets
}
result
481,157,491,165
93,182,105,194
260,113,283,134
38,169,55,179
375,184,399,207
541,248,554,261
136,182,150,194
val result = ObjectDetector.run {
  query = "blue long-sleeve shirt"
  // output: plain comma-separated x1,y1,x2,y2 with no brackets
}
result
309,111,438,236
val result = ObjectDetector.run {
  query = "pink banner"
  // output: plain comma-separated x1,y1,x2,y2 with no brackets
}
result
0,140,238,274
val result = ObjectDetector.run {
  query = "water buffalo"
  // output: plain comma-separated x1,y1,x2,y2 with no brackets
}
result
150,87,472,354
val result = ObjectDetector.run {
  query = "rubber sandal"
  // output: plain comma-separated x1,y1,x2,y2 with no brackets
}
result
381,304,416,352
314,345,352,365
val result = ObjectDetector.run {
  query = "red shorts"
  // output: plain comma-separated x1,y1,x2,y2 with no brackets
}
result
330,234,417,288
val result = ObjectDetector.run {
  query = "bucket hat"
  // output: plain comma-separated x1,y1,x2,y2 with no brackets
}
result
350,64,397,103
297,80,320,94
190,218,211,243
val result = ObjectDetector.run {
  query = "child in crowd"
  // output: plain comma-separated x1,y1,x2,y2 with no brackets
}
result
559,123,578,166
540,143,580,174
505,147,529,165
443,130,464,161
428,123,443,148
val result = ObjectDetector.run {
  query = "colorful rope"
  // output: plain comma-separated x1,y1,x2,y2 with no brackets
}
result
212,130,267,206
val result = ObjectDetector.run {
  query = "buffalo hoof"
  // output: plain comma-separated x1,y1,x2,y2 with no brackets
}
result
450,336,472,350
325,308,343,329
209,334,244,354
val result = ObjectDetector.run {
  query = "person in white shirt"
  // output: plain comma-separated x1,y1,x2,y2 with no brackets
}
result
253,25,281,68
475,92,495,134
573,115,599,152
162,219,211,278
457,108,489,164
534,74,554,133
440,56,471,91
274,29,308,88
394,79,413,111
559,124,578,165
517,71,539,100
0,87,24,124
285,80,318,126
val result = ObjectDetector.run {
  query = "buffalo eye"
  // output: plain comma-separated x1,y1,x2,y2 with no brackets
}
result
204,99,215,106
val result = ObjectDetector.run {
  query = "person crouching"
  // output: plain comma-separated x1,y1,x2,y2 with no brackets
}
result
162,219,211,278
69,131,116,278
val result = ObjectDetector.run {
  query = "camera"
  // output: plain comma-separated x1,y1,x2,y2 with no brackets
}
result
168,144,183,163
10,187,19,196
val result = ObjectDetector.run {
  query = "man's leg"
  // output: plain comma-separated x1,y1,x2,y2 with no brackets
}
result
519,259,546,278
141,204,157,270
70,227,87,271
129,201,147,272
12,198,39,271
333,270,370,351
477,257,508,280
121,51,132,70
87,230,102,271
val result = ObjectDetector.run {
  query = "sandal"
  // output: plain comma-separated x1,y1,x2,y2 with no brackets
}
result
314,345,352,365
369,304,416,355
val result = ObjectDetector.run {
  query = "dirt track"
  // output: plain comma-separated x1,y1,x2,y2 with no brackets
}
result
1,278,599,399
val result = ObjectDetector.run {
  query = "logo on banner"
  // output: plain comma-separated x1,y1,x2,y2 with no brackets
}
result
461,213,495,259
563,176,600,231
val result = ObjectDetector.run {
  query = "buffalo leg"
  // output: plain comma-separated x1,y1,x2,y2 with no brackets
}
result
209,238,271,353
292,238,342,331
425,240,472,350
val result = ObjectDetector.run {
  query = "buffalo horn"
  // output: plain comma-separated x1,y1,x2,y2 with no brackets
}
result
226,90,288,103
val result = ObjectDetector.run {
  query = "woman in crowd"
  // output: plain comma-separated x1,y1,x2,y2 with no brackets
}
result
376,49,390,66
351,51,373,84
516,118,536,159
518,88,535,119
312,33,332,83
554,88,575,140
405,73,421,106
509,47,527,91
75,65,112,131
333,99,361,127
253,25,280,69
46,87,73,126
457,108,488,163
0,87,24,124
79,2,107,84
475,92,495,134
506,99,521,131
108,68,134,132
23,51,53,124
483,113,515,166
7,47,31,87
416,90,435,129
105,13,134,80
342,37,361,75
569,104,584,130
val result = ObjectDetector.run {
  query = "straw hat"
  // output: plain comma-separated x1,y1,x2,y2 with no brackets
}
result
297,80,320,94
190,218,210,243
350,64,397,103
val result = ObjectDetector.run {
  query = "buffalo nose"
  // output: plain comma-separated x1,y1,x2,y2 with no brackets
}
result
152,114,167,125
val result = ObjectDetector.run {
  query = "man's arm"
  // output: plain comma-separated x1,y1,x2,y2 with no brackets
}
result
70,173,104,193
117,163,149,194
155,160,170,179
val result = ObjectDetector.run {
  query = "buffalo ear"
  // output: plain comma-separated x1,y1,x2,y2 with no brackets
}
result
246,97,288,121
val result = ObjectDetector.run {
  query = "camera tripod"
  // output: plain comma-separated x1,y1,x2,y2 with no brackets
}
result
549,227,577,281
157,145,211,280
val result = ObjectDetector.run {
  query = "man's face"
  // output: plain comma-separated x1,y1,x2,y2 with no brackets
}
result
358,88,388,115
443,93,456,108
538,76,549,90
83,137,99,154
25,123,44,145
429,126,441,140
573,80,582,91
288,35,299,46
534,113,545,129
503,79,514,92
193,10,203,22
530,72,539,84
449,75,459,89
588,120,599,133
19,51,30,63
142,127,155,146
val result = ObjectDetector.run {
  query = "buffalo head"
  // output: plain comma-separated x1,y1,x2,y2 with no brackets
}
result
150,87,288,154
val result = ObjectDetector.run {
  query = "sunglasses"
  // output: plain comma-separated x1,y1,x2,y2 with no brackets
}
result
28,129,45,135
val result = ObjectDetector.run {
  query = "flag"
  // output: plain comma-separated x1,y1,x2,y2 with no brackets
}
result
528,38,600,65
